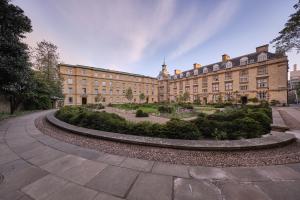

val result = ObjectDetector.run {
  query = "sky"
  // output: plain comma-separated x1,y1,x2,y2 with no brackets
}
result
14,0,300,78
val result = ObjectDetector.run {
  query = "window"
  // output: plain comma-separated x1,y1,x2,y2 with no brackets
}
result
225,82,233,91
212,75,219,82
225,72,232,80
102,81,106,86
202,78,208,88
257,91,268,100
109,74,113,79
94,80,99,86
110,89,113,95
226,61,232,68
240,85,248,91
67,78,73,84
102,74,106,78
202,88,207,93
82,69,86,75
224,93,233,101
257,53,267,62
68,97,73,104
68,87,73,94
203,67,208,73
81,79,87,85
180,82,183,90
212,83,219,92
194,69,198,75
193,86,198,93
186,80,190,86
102,89,106,94
186,72,190,77
109,81,112,87
94,73,98,77
240,70,249,83
257,78,268,88
193,79,198,85
212,94,219,103
82,88,87,94
213,64,219,71
67,68,73,74
174,75,177,80
257,66,268,75
180,73,183,78
116,75,119,79
240,57,248,65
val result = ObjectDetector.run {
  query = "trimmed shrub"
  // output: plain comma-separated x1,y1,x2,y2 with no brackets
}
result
158,105,173,113
165,118,201,140
232,117,263,138
246,111,271,134
136,109,149,117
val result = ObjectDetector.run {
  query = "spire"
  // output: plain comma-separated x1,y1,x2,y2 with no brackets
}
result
163,57,166,66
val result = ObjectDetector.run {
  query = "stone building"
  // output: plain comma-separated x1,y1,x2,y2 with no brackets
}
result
59,44,288,105
58,64,158,105
159,44,288,104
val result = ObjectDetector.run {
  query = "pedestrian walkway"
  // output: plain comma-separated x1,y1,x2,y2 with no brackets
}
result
1,111,300,200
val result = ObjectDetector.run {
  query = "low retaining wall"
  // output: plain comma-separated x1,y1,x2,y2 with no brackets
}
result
46,111,296,151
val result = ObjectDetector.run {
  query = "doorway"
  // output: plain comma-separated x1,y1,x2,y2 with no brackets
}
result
241,96,248,105
82,97,87,105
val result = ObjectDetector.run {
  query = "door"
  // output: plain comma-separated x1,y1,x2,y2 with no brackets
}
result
82,97,87,105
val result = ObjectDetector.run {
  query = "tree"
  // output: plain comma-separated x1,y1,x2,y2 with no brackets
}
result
139,93,145,103
182,91,190,102
32,40,60,81
125,87,133,103
0,0,33,113
271,1,300,52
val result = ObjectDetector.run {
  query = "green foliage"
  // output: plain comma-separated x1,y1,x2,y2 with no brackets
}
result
82,103,104,109
56,106,201,140
125,87,133,102
270,99,280,106
271,0,300,52
139,93,145,102
178,102,194,109
158,105,173,113
136,109,149,117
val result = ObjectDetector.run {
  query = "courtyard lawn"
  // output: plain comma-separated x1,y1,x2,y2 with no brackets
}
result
111,103,159,114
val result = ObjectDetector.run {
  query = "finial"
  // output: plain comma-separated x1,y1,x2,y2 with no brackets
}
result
163,57,166,65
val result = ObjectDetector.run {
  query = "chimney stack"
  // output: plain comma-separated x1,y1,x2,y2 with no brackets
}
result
174,69,182,75
256,44,269,53
193,63,201,69
222,54,230,62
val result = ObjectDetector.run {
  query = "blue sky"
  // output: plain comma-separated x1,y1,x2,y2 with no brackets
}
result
14,0,300,77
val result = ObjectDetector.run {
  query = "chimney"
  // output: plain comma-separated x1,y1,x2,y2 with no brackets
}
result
294,64,297,71
193,63,201,69
174,69,182,75
256,44,269,53
222,54,230,62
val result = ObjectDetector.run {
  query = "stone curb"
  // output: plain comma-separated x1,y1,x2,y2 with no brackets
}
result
46,111,296,151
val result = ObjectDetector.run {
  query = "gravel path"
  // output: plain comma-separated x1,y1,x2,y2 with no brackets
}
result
36,116,300,167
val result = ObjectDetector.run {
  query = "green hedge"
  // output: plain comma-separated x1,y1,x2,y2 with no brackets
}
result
136,109,149,117
56,106,201,140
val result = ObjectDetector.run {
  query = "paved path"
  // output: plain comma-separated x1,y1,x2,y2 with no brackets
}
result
1,111,300,200
278,106,300,139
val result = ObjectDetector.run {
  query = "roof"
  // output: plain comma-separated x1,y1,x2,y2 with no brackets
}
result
59,64,157,79
171,51,282,80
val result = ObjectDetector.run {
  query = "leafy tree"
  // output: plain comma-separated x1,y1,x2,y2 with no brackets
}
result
125,87,133,103
139,93,145,103
0,0,33,113
271,1,300,52
182,91,190,102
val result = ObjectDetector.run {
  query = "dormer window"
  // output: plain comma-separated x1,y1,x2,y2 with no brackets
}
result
226,61,232,68
174,75,177,80
194,69,198,75
180,73,183,78
213,64,219,71
258,53,267,62
186,72,190,77
203,67,208,73
240,57,248,65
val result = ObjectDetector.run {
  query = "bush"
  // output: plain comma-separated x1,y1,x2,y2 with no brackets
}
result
83,103,104,109
246,111,271,134
270,99,280,106
232,117,263,138
165,118,201,140
158,105,173,113
178,103,194,109
136,109,149,117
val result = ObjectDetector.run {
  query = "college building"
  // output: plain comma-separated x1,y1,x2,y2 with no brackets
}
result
59,44,288,105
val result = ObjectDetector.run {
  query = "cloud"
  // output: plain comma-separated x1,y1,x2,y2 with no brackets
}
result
169,0,240,59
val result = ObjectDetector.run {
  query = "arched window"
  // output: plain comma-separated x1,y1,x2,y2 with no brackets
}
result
186,72,190,77
213,64,219,71
194,69,198,75
203,67,208,73
258,53,267,62
240,57,248,65
226,61,232,68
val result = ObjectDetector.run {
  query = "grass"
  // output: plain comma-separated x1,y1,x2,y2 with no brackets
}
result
0,110,38,121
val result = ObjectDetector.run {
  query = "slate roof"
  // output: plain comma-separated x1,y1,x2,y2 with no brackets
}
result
171,51,280,80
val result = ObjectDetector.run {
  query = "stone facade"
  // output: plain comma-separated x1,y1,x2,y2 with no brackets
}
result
59,44,288,105
159,44,288,104
58,65,158,105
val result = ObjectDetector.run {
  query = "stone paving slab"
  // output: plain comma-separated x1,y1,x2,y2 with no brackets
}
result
189,166,232,180
219,181,271,200
86,166,139,197
27,148,66,166
120,158,154,172
127,173,173,200
152,162,190,178
255,166,300,181
174,178,222,200
93,192,125,200
223,167,271,182
96,153,126,166
57,159,108,185
22,174,69,200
